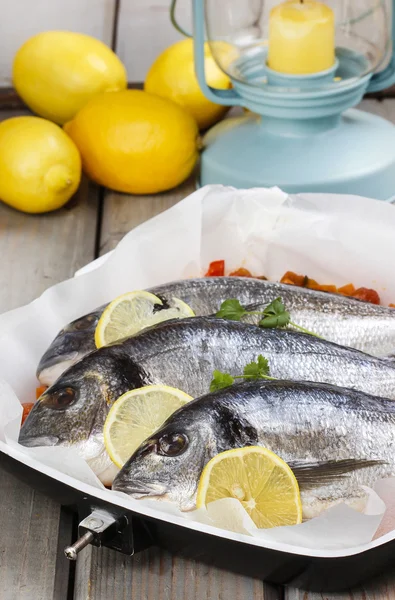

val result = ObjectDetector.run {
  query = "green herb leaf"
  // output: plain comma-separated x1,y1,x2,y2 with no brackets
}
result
259,312,290,328
210,370,235,392
259,297,291,328
263,297,286,317
216,299,248,321
243,355,271,379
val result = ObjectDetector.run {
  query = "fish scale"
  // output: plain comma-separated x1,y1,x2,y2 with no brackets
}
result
20,317,395,485
113,380,395,517
36,276,395,385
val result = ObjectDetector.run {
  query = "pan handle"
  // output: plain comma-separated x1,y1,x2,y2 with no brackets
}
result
64,509,147,560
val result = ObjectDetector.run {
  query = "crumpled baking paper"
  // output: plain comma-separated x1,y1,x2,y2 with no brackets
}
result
1,184,395,553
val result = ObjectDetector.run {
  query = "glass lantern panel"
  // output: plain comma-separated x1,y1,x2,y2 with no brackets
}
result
205,0,392,91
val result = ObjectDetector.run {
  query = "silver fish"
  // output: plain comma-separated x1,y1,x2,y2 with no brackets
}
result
37,277,270,385
36,277,395,385
113,380,395,517
20,318,395,483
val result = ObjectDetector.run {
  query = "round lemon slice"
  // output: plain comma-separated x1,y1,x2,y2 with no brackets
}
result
196,446,302,529
95,290,195,348
103,384,193,468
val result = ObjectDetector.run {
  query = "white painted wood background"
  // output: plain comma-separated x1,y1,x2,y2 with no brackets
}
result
0,0,192,86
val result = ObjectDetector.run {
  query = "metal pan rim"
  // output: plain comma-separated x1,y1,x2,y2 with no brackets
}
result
1,439,393,560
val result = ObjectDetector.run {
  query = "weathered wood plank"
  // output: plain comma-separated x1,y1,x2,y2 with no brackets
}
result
98,175,197,256
284,570,395,600
0,175,99,310
0,0,116,86
0,109,100,309
0,470,65,600
75,545,281,600
0,108,100,599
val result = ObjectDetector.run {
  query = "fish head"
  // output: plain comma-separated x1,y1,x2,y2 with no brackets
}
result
20,348,147,454
36,309,104,386
112,406,216,510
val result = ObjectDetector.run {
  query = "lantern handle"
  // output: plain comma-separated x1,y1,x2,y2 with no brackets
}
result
170,0,192,38
192,0,243,106
366,0,395,92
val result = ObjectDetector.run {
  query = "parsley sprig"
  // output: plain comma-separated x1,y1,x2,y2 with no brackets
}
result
216,297,320,337
210,355,275,392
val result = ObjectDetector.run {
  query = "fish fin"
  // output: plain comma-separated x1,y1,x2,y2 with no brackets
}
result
289,459,385,490
218,406,259,447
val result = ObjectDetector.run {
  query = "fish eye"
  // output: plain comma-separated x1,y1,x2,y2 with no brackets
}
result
157,433,188,457
68,315,97,332
42,387,77,410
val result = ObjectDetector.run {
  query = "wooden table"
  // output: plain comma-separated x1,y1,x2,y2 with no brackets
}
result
1,100,395,600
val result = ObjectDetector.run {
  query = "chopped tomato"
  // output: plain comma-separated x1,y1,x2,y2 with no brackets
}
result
229,268,253,277
337,283,356,296
352,288,380,305
206,263,383,306
306,279,337,294
21,403,35,425
36,385,47,399
205,260,225,277
280,271,308,287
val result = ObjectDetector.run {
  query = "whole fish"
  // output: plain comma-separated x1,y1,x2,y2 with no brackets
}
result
20,318,395,483
113,380,395,517
37,277,395,385
37,277,271,385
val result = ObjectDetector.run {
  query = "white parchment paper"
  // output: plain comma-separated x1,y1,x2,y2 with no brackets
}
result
1,184,395,554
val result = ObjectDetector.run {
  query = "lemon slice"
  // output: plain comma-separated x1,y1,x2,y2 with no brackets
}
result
196,446,302,529
95,291,195,348
104,384,193,468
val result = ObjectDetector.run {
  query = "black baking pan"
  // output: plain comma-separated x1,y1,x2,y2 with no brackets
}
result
2,190,395,593
2,440,395,593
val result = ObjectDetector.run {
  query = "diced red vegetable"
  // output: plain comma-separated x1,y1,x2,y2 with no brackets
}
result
352,288,380,305
205,260,225,277
21,403,35,425
280,271,308,287
229,268,253,277
36,385,47,399
205,262,384,306
337,283,356,296
280,271,380,304
306,279,337,294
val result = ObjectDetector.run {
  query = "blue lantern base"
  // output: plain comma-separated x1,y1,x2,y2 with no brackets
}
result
200,109,395,200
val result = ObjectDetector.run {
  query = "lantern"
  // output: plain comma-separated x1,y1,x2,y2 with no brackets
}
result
172,0,395,198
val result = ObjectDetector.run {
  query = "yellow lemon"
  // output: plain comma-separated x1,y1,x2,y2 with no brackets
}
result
145,39,233,130
13,31,127,125
196,446,302,529
95,291,194,349
64,89,199,194
104,385,193,468
0,116,81,214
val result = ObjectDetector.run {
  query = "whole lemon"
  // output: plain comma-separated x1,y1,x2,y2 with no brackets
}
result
145,39,232,130
64,90,199,195
13,31,127,125
0,116,81,213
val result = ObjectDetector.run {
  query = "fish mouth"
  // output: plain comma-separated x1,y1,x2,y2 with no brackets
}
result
37,352,80,385
112,479,167,499
18,434,60,447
